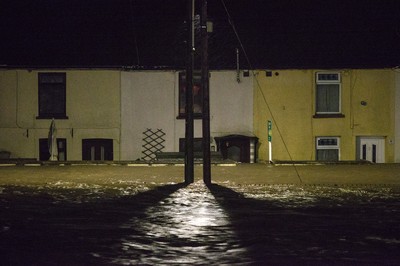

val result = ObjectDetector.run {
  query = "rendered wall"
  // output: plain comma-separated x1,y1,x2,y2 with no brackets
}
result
0,70,120,160
120,70,253,161
121,71,176,161
396,71,400,162
254,69,396,162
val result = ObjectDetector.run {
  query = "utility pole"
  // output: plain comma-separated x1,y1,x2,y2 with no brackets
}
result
185,0,195,184
201,0,211,185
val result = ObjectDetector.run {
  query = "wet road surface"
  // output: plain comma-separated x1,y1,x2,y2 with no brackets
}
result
1,181,400,265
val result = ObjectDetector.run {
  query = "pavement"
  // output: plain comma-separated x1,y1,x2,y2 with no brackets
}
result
1,162,400,187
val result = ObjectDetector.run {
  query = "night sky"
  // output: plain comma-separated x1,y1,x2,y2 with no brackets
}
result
1,0,399,69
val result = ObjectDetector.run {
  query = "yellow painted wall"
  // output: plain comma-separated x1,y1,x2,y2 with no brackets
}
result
0,69,121,160
254,69,396,162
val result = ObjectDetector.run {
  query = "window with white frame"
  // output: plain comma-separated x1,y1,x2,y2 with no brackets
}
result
316,137,340,161
315,72,341,114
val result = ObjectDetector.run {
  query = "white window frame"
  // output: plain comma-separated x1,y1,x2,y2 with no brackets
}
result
315,72,341,114
316,137,340,161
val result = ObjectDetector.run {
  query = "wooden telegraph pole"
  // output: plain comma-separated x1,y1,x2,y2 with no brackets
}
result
185,0,195,184
201,0,211,185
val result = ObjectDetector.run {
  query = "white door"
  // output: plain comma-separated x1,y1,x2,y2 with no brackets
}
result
359,137,385,163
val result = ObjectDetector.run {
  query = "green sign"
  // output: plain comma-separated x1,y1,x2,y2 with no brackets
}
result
268,120,272,142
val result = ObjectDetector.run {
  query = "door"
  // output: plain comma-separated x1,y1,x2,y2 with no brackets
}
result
359,137,385,163
39,138,67,161
82,139,113,161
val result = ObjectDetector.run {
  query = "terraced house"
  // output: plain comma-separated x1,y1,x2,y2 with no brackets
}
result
0,68,254,162
254,69,400,163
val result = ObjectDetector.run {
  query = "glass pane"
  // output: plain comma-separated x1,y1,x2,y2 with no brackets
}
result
318,138,337,146
39,73,65,83
318,73,339,81
316,84,339,113
317,149,339,161
39,78,66,117
179,72,203,116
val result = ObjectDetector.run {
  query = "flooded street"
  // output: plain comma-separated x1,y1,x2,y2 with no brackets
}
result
1,165,400,265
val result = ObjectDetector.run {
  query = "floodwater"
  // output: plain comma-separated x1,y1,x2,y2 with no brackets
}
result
1,180,400,265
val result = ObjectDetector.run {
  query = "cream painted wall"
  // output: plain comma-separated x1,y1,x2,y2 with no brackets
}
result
254,69,396,162
209,71,253,136
0,69,121,160
121,71,177,161
395,70,400,162
120,70,253,160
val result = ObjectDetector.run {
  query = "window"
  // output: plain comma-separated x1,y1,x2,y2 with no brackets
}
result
82,139,113,161
38,73,67,119
178,71,202,118
315,72,341,115
316,137,340,161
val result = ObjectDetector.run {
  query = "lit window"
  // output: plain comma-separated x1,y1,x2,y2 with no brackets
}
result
38,73,67,119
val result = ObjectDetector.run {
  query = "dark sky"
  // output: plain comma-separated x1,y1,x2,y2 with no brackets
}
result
1,0,399,69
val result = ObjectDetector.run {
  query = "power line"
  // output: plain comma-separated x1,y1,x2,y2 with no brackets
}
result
220,0,303,183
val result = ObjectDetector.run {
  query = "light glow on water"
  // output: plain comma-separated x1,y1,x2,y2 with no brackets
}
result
110,182,247,265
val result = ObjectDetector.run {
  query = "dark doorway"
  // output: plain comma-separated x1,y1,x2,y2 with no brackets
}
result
215,135,258,163
39,138,67,161
82,139,113,161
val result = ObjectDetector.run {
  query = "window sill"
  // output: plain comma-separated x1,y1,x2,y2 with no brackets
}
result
313,113,345,118
36,115,69,120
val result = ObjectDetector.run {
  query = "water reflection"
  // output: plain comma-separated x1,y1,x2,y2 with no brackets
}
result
0,183,187,265
209,184,400,265
112,182,247,265
1,182,399,265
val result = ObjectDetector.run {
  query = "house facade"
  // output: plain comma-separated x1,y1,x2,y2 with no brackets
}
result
1,68,399,163
0,69,121,161
0,69,254,161
254,69,400,163
120,70,254,161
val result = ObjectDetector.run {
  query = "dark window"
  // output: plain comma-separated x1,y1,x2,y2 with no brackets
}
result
38,73,67,119
82,139,113,161
178,71,202,118
179,138,203,152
